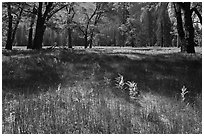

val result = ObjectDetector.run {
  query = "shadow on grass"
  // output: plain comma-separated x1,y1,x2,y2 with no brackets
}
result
2,55,62,97
2,48,202,134
2,49,202,104
91,52,202,104
2,48,56,56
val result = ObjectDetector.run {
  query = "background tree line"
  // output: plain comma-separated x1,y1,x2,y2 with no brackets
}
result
2,2,202,53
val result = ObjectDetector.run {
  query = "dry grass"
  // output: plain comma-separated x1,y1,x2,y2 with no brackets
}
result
2,82,201,134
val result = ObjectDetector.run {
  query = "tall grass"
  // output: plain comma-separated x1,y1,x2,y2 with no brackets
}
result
2,48,202,134
2,82,201,134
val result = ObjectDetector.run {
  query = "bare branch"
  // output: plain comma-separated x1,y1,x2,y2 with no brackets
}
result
47,4,69,20
43,2,53,19
173,2,178,13
88,5,98,21
191,7,202,24
78,25,85,35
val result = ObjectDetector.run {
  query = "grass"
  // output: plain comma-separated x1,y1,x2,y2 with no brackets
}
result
2,47,202,134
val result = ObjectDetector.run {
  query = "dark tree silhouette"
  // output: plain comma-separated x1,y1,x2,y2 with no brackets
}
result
77,6,98,49
179,2,195,53
32,2,53,49
174,2,202,53
5,3,24,50
66,3,75,48
27,4,37,49
5,3,13,50
32,2,68,49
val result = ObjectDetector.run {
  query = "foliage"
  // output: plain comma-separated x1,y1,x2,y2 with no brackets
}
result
155,3,172,47
180,86,189,102
140,5,155,46
2,2,201,50
2,2,27,49
115,74,140,99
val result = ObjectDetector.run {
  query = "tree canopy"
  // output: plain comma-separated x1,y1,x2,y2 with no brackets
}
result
2,2,202,53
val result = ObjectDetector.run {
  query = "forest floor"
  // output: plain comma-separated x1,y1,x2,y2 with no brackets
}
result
2,46,202,134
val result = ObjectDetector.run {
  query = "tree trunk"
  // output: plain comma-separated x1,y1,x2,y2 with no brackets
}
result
113,29,116,46
6,3,24,50
27,26,33,49
131,38,134,47
161,36,164,47
156,22,164,47
174,3,186,52
121,34,125,47
182,3,195,53
27,5,36,49
6,3,13,50
161,23,164,47
67,28,72,48
33,17,46,49
32,3,46,49
66,5,74,49
89,32,94,48
84,32,88,49
11,7,24,47
176,34,180,47
175,2,196,53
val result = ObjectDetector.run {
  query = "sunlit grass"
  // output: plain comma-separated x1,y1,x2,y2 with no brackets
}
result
2,82,201,134
2,47,202,134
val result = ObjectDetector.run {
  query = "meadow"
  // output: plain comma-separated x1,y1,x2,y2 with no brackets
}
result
2,46,202,134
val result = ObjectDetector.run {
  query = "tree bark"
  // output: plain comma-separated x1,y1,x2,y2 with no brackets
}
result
27,26,33,49
33,2,53,49
6,3,13,50
175,2,196,53
67,28,72,48
27,5,36,49
84,32,88,48
182,3,195,53
173,3,186,52
66,5,75,48
113,29,116,46
156,22,163,47
11,7,24,47
33,3,45,49
89,32,94,48
83,6,99,49
32,15,46,49
6,3,24,50
88,12,102,48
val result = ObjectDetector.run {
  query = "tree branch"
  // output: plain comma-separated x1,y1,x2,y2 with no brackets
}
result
47,4,69,20
173,2,178,13
37,2,43,18
43,2,53,19
88,5,98,22
23,4,37,15
191,7,202,24
70,8,76,20
72,20,85,35
78,25,85,35
12,4,24,42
